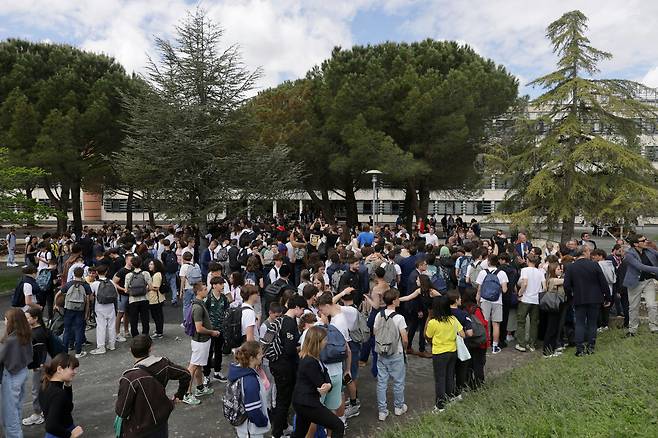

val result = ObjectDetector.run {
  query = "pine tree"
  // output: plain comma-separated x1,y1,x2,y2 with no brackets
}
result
489,10,658,241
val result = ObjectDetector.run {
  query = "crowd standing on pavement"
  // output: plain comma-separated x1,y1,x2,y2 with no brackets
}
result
1,213,656,437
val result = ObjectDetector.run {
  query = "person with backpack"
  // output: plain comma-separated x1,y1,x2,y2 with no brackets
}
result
179,252,202,322
147,259,167,339
203,276,230,384
268,295,305,438
475,254,509,354
263,264,294,315
116,335,191,437
466,247,486,289
22,305,49,427
497,252,519,348
125,256,152,338
0,308,33,437
160,239,179,306
445,290,475,395
226,341,271,438
113,253,134,343
373,288,408,422
425,295,465,413
90,264,117,355
58,267,92,358
292,326,344,438
39,353,83,438
183,283,220,406
462,293,489,390
12,265,40,309
258,302,284,412
515,255,545,352
455,243,474,296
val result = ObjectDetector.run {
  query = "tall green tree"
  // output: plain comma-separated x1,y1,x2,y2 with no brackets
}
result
118,8,302,238
488,11,658,241
0,39,134,233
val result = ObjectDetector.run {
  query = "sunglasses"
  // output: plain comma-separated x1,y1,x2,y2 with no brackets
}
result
638,239,647,243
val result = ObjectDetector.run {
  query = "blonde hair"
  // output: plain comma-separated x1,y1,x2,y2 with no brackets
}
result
300,325,327,359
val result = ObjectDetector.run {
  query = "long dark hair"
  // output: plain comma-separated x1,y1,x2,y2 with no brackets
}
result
418,274,433,294
149,258,166,276
41,353,80,390
3,308,32,345
431,295,453,323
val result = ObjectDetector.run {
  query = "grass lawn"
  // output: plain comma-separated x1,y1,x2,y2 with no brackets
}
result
0,269,20,294
385,329,658,437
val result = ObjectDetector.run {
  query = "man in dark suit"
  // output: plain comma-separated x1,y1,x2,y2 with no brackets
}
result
405,257,430,357
564,246,611,356
200,239,218,279
514,232,533,260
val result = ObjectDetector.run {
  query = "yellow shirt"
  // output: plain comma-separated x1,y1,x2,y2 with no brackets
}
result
425,316,463,355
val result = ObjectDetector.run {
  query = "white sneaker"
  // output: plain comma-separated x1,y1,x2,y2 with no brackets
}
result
75,351,87,359
116,335,127,343
506,334,515,342
108,344,116,351
378,411,389,421
394,404,408,416
182,394,201,405
90,347,106,355
528,346,536,352
202,375,210,386
22,413,44,426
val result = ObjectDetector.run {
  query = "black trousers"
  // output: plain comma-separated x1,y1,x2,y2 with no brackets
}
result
293,402,344,438
432,352,456,408
270,360,296,437
128,300,150,337
203,334,224,376
543,308,562,354
575,303,600,353
469,347,486,389
149,303,164,335
407,312,428,352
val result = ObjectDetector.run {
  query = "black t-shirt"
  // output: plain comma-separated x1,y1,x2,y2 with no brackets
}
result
114,267,133,294
324,231,339,250
277,315,300,364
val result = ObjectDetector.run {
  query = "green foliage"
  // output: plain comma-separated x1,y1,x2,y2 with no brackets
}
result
118,8,303,230
385,330,658,437
0,39,135,231
0,147,55,223
488,11,658,239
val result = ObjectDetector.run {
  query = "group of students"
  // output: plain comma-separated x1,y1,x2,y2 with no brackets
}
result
2,216,658,437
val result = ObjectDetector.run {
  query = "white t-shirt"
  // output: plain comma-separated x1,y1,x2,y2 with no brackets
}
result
330,306,358,342
268,266,281,284
229,286,243,308
179,263,194,289
67,262,89,283
373,309,407,354
475,268,509,305
241,304,258,340
519,267,546,305
37,250,52,272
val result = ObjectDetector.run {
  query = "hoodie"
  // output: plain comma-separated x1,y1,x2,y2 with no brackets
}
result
228,363,270,434
116,356,191,438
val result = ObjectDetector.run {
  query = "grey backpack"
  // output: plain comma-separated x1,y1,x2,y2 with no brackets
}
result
373,310,401,355
222,378,248,426
128,272,148,297
96,278,118,304
64,282,86,311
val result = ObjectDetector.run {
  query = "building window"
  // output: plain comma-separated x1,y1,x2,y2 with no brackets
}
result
433,201,463,215
464,201,493,215
103,198,149,213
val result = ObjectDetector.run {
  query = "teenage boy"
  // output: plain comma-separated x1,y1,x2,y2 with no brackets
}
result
116,335,191,437
160,239,179,305
259,302,284,412
12,266,39,309
90,265,117,355
268,295,305,438
125,256,152,337
184,283,220,405
180,252,202,321
203,276,229,383
515,255,545,352
58,266,92,358
475,254,508,354
373,288,408,421
241,285,261,342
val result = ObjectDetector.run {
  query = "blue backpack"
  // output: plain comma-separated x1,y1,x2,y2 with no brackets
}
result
183,304,197,337
320,325,347,364
480,269,502,302
430,271,448,293
457,256,472,287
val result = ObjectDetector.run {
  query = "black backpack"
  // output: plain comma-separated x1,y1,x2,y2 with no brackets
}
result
239,231,256,249
264,278,288,299
237,248,249,267
12,276,41,308
222,306,245,349
162,250,179,274
465,314,487,347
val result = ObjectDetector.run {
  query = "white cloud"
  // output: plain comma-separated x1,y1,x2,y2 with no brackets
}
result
642,67,658,89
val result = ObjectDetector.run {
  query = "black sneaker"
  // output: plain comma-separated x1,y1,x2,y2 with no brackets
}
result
213,372,228,383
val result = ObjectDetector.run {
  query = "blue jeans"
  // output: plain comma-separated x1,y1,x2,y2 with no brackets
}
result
376,353,405,413
2,367,28,438
62,309,85,354
165,272,179,303
349,341,361,380
182,288,194,320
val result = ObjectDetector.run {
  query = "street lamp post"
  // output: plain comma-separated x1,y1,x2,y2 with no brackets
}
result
366,170,383,228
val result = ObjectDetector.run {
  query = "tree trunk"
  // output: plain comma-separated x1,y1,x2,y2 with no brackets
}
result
43,180,70,233
404,180,418,231
126,189,134,231
24,187,36,227
70,180,82,236
148,208,156,229
560,213,576,243
343,180,358,228
418,183,430,222
321,188,336,224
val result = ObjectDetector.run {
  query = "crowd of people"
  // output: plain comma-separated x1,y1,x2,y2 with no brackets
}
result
1,214,657,437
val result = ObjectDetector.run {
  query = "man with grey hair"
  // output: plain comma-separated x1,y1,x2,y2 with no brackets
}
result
563,245,611,356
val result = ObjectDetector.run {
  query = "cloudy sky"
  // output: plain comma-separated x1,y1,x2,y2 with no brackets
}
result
1,0,657,96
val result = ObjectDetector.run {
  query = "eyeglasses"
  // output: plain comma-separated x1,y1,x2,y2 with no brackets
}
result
638,239,647,243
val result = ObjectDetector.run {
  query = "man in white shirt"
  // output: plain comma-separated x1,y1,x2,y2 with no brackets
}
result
66,256,89,283
419,226,440,248
6,227,17,267
515,255,546,352
240,285,260,342
476,254,509,354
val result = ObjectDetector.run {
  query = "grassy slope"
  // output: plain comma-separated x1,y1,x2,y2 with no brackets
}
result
0,269,20,294
385,329,658,437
